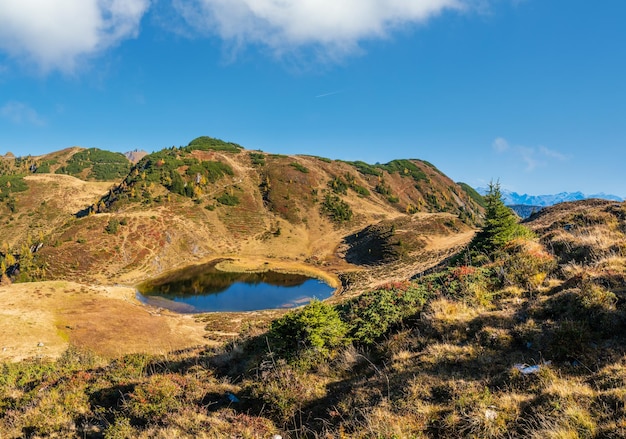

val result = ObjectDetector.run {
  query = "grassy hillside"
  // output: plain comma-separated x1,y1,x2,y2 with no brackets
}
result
1,199,625,437
458,181,487,209
1,147,131,182
0,137,483,285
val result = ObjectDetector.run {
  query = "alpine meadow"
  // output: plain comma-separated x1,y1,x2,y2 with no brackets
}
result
2,0,626,437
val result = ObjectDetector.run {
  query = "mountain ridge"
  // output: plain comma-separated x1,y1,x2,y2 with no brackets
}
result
0,136,483,285
476,187,624,207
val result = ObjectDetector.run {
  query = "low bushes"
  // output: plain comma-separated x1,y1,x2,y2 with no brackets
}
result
341,281,432,344
270,300,348,359
321,194,352,222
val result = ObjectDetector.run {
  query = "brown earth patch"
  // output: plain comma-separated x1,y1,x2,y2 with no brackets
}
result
0,281,212,362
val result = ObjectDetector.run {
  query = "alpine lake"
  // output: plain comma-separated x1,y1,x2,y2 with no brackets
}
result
136,260,336,313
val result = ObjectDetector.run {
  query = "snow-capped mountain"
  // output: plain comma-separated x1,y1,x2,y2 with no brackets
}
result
476,188,624,207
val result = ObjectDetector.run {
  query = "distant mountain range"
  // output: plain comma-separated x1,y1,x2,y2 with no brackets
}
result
476,188,624,207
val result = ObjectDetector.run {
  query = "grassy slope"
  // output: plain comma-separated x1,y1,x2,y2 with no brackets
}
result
0,140,502,437
1,142,482,285
2,199,626,438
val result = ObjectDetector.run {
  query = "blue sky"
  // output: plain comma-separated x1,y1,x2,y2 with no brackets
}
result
1,0,625,196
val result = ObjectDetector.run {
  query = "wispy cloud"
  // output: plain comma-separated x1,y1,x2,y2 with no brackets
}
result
538,145,567,161
0,101,46,126
315,90,344,99
174,0,466,61
0,0,150,73
493,137,568,171
492,137,509,153
518,146,539,171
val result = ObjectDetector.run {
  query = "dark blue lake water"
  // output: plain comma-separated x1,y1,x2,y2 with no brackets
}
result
136,261,335,313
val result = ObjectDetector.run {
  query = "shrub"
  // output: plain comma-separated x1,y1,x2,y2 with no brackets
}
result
321,194,352,222
579,282,617,311
270,300,348,358
443,265,496,306
340,281,431,344
250,361,323,423
375,182,392,196
351,184,370,197
105,218,120,234
496,240,557,291
250,152,266,166
216,193,240,206
328,176,348,195
127,374,182,421
290,162,309,173
315,156,332,163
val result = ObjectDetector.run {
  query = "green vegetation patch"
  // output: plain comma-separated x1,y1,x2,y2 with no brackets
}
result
0,175,28,200
55,148,131,181
250,152,266,166
34,160,58,174
321,194,353,222
311,155,332,163
340,280,432,344
378,159,427,182
345,159,427,182
270,300,348,358
328,173,370,197
289,162,309,173
184,136,243,153
216,192,240,206
328,176,348,195
375,180,399,203
470,182,534,254
346,160,383,177
118,149,234,201
105,218,120,234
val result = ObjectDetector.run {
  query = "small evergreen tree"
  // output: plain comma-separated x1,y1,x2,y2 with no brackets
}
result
471,181,532,254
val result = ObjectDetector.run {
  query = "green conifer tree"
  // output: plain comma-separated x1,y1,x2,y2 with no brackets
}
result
471,181,532,254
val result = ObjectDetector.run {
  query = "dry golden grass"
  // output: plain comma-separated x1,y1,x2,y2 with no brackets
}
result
3,176,626,438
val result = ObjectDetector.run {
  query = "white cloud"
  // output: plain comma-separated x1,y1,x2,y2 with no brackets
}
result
492,137,509,152
173,0,464,59
0,101,46,126
519,145,539,171
538,145,567,161
493,137,568,171
0,0,150,72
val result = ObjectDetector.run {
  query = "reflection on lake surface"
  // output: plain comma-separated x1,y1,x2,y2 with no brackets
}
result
136,261,335,313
